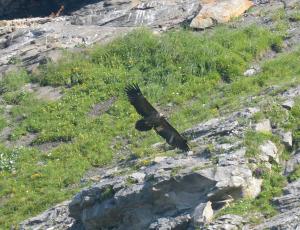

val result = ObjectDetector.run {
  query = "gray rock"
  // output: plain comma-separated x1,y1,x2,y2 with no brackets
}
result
243,65,261,77
280,130,293,148
243,68,257,77
282,99,295,110
272,193,300,213
285,149,300,175
0,17,135,76
251,207,300,230
130,172,146,183
284,179,300,195
253,180,300,229
71,0,201,28
19,201,76,230
205,214,247,230
149,214,191,230
184,107,260,142
253,0,270,5
281,85,300,100
69,170,215,230
192,201,214,226
254,119,272,133
259,140,279,164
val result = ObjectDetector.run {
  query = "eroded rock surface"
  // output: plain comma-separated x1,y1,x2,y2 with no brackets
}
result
205,214,248,230
19,107,264,229
285,149,300,175
70,0,201,27
19,201,76,230
65,107,262,229
252,179,300,230
190,0,253,29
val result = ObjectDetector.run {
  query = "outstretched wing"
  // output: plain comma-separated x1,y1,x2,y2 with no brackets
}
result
154,118,189,151
125,83,158,117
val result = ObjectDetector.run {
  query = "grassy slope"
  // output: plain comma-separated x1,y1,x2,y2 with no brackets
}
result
0,25,299,228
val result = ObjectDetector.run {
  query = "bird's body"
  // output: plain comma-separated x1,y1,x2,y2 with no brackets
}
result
125,84,189,151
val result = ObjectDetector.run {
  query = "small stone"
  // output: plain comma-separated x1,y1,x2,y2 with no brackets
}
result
259,140,279,163
243,68,256,77
254,119,272,132
282,99,294,110
193,201,214,225
231,176,245,187
187,150,194,156
281,131,293,148
242,177,262,198
130,172,145,183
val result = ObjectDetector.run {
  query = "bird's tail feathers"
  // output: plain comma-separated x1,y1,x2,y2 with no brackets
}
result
135,119,152,131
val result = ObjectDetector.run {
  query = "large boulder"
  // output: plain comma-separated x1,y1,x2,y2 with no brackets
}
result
190,0,253,29
70,0,201,27
67,108,262,229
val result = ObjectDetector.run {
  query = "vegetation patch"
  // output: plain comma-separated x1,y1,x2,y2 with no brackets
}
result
288,165,300,182
244,131,280,158
289,12,300,22
217,96,300,222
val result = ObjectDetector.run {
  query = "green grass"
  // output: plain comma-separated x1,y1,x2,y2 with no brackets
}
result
1,24,300,228
0,70,30,94
244,131,274,157
287,99,300,150
288,165,300,182
289,12,300,22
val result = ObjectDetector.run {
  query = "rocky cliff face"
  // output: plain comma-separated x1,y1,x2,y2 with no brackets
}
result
0,0,255,77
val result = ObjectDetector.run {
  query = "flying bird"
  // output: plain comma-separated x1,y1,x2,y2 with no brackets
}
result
125,84,189,151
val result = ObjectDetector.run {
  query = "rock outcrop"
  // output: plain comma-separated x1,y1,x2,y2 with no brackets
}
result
190,0,253,29
20,107,264,229
70,0,200,27
252,179,300,230
285,149,300,175
19,201,75,230
19,84,300,229
0,0,256,77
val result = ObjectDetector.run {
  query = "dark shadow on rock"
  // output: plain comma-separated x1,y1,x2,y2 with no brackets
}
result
0,0,102,20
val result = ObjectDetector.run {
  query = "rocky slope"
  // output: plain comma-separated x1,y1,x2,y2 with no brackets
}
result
1,0,300,229
19,84,300,229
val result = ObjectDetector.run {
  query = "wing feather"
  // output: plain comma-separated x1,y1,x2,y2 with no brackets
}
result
125,84,158,117
154,118,189,151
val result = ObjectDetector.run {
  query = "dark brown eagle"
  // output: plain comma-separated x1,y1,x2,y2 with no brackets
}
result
125,84,189,151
